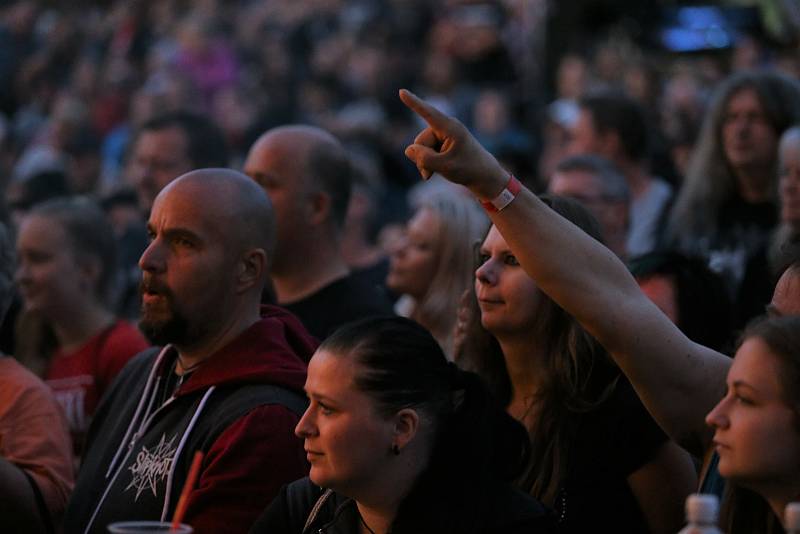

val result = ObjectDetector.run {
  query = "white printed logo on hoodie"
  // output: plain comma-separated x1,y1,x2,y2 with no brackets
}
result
125,434,177,501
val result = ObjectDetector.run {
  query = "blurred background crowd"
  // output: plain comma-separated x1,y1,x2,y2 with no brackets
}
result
3,1,800,531
0,0,799,341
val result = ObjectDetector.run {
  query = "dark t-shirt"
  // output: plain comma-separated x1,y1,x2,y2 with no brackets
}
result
283,272,394,340
681,195,777,328
553,378,668,533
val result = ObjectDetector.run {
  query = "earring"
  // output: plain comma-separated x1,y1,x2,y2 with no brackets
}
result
391,443,400,456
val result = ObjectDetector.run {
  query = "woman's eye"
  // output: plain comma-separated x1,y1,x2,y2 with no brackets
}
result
505,255,520,266
735,395,754,406
478,253,490,265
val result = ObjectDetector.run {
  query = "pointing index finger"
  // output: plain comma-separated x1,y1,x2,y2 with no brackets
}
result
399,89,449,131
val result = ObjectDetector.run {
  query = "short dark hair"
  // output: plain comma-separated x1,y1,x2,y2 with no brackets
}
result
579,91,649,162
307,139,352,228
555,154,630,202
138,111,229,169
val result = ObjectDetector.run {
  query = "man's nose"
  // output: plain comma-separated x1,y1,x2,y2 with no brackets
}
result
139,238,165,273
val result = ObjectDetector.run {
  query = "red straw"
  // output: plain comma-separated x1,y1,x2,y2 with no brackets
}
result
171,451,204,531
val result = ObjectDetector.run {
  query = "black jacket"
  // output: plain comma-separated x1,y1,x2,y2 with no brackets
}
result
250,477,556,534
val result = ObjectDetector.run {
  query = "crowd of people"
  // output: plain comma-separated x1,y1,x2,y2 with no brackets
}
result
0,0,799,533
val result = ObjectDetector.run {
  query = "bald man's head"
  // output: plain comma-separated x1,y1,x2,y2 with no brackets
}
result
140,168,275,347
160,168,276,262
245,125,352,230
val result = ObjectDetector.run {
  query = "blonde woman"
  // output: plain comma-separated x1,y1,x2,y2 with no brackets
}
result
387,181,488,357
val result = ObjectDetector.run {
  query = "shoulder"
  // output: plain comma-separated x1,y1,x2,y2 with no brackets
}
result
250,478,342,534
200,402,307,478
96,322,151,382
0,357,63,419
205,383,308,433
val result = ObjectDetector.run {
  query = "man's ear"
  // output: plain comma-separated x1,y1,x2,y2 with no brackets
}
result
392,408,420,452
236,248,267,293
308,190,332,226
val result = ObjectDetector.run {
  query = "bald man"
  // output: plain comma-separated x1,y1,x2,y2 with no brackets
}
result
64,169,317,534
244,126,393,340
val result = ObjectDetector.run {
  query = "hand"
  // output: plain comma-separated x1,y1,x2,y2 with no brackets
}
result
399,89,509,200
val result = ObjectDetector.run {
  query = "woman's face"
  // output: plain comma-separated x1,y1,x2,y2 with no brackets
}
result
474,225,542,335
296,349,397,497
779,134,800,227
706,337,800,490
386,208,440,299
15,214,87,317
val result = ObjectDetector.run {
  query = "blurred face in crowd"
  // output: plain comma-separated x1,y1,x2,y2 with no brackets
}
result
721,88,778,174
296,349,396,497
16,214,91,320
549,169,627,249
705,337,800,491
778,132,800,228
244,131,315,275
567,109,605,158
475,225,543,335
386,207,440,300
127,126,193,215
138,177,239,348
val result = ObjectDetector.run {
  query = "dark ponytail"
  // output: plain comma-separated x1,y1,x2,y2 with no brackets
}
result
321,316,531,533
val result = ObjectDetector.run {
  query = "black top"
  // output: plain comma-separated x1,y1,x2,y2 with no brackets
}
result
250,477,556,534
700,194,776,328
552,378,668,533
283,272,395,340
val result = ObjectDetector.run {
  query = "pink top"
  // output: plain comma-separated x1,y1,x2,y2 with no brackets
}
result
0,357,74,518
46,320,149,456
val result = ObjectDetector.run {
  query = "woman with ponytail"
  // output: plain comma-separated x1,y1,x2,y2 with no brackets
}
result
250,316,554,534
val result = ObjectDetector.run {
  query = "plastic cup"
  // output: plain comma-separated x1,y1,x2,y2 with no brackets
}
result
107,521,193,533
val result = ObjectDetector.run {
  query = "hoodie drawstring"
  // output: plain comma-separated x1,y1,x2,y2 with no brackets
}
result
105,346,172,479
160,386,215,521
86,346,172,534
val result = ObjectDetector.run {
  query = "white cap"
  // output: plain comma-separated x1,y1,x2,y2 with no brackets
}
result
686,493,719,524
785,502,800,530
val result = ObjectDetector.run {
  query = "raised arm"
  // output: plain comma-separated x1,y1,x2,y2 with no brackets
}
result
399,89,730,456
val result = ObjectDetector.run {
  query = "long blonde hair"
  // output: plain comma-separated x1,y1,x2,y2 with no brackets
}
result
407,182,489,356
